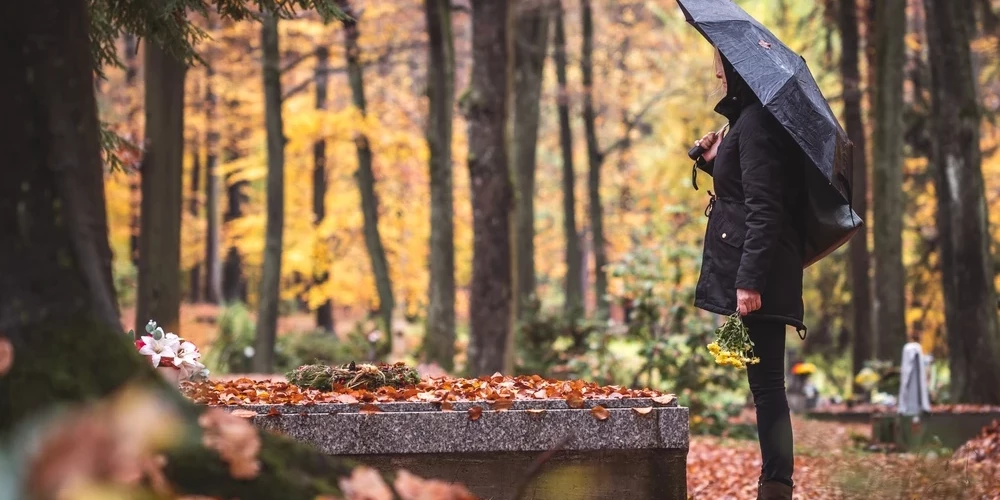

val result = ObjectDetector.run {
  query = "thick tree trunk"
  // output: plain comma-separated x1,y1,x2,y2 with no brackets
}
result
924,0,1000,404
423,0,457,370
871,0,907,360
580,0,608,319
253,12,285,374
465,0,513,375
312,45,335,333
512,0,550,319
204,21,223,305
189,135,202,302
137,43,186,335
0,6,401,492
339,0,395,344
553,1,582,317
839,0,873,379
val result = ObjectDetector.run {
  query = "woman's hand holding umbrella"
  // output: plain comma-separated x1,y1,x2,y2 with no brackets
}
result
695,131,722,162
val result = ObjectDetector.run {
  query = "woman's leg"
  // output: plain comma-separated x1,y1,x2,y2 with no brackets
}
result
744,319,793,487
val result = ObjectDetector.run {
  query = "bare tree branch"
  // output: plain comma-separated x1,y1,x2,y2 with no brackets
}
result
599,89,671,158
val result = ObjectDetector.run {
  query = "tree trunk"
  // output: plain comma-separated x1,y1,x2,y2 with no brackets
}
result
137,43,186,335
465,0,513,375
871,0,907,360
204,20,223,305
0,4,396,492
125,33,141,269
839,0,873,379
553,0,582,317
423,0,457,370
189,134,202,303
580,0,608,319
338,0,395,344
222,121,248,304
253,12,285,374
512,0,550,319
924,0,1000,404
313,45,335,333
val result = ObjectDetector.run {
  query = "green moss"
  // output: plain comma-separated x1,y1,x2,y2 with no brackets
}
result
0,312,156,433
287,362,420,391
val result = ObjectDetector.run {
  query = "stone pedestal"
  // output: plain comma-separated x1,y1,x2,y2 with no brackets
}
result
227,398,689,500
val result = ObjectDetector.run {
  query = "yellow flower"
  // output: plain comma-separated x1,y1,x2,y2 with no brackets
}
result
707,343,721,354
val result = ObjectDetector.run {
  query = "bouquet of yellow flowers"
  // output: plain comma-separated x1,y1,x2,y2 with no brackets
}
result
707,313,760,370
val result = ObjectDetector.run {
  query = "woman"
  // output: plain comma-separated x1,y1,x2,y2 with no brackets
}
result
693,49,807,500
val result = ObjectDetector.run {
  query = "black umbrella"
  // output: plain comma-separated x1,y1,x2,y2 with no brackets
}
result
677,0,862,267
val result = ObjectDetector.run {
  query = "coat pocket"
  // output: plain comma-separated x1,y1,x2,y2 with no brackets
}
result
716,215,746,249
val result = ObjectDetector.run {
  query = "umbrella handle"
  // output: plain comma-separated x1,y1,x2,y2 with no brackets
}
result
687,123,730,161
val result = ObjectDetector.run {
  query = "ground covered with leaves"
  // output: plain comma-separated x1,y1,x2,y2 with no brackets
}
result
688,417,1000,499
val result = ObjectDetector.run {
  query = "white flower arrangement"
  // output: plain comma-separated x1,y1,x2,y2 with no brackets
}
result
130,320,208,381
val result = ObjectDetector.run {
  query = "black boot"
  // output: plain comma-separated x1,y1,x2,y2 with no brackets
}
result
757,480,792,500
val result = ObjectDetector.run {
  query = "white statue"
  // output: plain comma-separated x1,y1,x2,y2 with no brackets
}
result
897,335,931,417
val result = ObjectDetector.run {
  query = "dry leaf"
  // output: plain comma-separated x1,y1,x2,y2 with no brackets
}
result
526,409,546,418
393,469,479,500
359,403,382,414
199,408,261,480
566,391,585,409
467,406,483,421
652,394,677,406
338,466,393,500
490,399,514,411
231,409,257,419
632,407,654,416
0,337,12,376
591,405,610,421
267,407,281,417
337,393,360,404
439,401,454,411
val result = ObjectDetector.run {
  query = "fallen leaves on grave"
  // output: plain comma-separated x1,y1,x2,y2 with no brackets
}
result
632,407,653,415
181,374,674,410
810,403,1000,416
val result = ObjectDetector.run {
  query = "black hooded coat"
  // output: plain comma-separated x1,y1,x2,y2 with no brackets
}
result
694,55,808,332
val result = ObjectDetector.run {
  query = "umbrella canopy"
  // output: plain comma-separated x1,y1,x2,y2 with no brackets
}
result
677,0,862,267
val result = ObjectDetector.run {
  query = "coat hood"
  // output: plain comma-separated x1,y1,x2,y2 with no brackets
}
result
714,53,759,121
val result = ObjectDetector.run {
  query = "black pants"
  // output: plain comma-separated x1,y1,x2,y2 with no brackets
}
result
745,319,794,487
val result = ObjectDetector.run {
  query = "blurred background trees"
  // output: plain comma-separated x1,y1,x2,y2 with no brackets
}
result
91,0,1000,404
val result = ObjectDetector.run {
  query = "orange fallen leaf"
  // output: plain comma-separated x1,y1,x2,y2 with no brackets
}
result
468,406,483,421
337,393,360,404
566,391,585,409
490,400,514,411
230,409,257,419
393,469,478,500
652,394,677,406
338,466,392,500
0,337,12,376
439,401,454,411
591,405,610,421
632,407,654,416
267,407,281,417
359,403,382,414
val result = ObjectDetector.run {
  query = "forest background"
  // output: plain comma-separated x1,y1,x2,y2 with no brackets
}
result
97,0,1000,413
